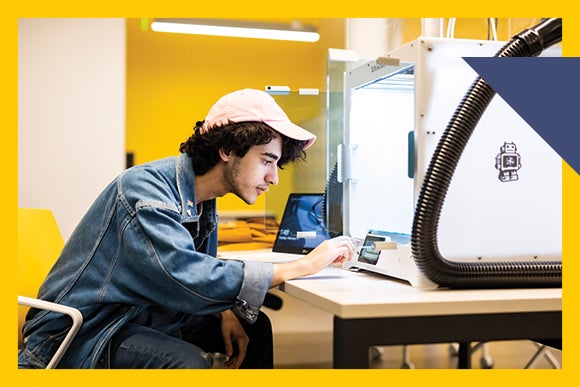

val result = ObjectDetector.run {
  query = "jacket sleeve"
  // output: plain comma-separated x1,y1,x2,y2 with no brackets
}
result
118,201,273,323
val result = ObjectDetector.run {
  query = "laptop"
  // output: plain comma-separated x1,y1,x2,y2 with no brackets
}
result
217,193,330,263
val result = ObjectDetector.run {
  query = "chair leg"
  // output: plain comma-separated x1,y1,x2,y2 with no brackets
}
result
471,342,494,368
541,346,561,368
401,345,415,368
369,345,416,368
451,342,494,369
449,343,459,356
18,295,83,369
524,343,561,369
369,346,384,361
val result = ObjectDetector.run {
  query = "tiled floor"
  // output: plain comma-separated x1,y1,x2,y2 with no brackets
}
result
264,290,562,369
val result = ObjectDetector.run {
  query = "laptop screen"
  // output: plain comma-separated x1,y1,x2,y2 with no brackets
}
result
273,193,330,254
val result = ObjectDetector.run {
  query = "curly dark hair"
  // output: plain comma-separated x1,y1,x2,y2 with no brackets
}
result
179,121,309,175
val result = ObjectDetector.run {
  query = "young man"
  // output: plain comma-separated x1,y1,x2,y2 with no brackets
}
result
18,89,355,369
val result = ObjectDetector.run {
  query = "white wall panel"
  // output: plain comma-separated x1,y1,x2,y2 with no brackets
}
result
18,18,126,240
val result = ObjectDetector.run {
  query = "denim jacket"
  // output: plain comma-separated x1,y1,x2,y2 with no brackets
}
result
18,153,274,368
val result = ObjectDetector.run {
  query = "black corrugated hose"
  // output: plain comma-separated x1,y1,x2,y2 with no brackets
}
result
411,18,563,288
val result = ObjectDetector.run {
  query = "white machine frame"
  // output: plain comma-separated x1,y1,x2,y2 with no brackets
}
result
341,37,562,288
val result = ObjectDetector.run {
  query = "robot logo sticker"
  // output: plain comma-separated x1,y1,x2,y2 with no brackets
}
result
495,141,521,182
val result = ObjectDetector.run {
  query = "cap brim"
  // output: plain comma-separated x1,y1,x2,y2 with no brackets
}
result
266,120,317,150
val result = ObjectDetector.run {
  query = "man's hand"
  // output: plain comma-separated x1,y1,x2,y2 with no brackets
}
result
270,235,357,287
219,309,249,369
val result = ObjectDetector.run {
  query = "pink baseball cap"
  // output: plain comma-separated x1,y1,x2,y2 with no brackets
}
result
201,88,316,149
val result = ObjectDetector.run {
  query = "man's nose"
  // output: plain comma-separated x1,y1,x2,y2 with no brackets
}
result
267,168,279,185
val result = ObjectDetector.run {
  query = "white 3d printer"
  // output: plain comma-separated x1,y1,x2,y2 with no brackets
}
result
339,20,563,289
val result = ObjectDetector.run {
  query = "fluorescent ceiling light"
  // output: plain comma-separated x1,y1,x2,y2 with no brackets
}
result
151,18,320,42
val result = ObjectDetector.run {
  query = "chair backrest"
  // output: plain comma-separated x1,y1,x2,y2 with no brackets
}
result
18,208,64,346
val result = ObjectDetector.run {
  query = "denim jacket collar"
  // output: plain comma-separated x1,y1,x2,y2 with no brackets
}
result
176,153,202,222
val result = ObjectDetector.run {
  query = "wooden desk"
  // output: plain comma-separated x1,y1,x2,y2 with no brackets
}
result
280,266,562,368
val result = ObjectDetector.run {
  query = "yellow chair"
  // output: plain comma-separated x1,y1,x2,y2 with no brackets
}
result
18,208,82,369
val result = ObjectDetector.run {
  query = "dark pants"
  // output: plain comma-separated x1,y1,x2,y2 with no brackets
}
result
105,311,273,369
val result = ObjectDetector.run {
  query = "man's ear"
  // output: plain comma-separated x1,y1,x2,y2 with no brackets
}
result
218,148,232,162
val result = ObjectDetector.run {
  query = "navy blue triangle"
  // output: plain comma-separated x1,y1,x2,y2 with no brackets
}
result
463,57,580,175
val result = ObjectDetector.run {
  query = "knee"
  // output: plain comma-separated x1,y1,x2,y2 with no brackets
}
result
139,343,213,369
171,349,214,369
108,326,214,369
